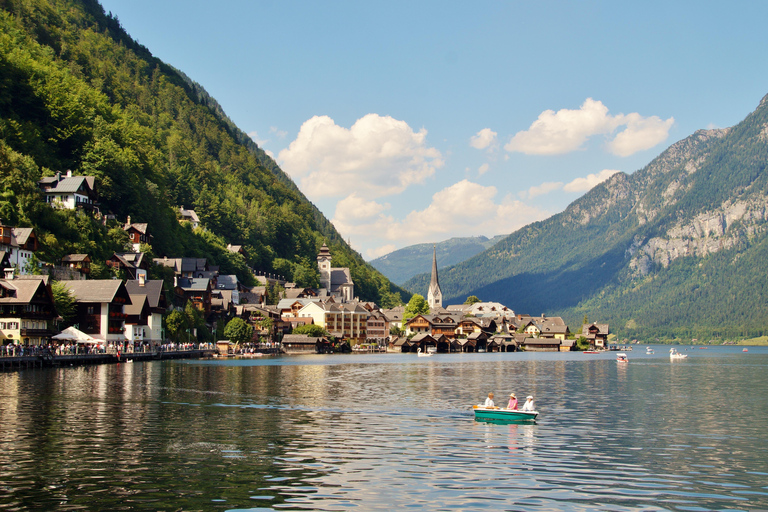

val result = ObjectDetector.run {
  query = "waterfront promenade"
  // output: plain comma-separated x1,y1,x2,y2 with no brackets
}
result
0,347,217,371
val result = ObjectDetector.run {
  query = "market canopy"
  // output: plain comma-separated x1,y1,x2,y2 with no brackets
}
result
52,326,98,343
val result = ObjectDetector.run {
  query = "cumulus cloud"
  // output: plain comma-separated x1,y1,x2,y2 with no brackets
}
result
607,115,675,156
278,114,443,199
563,169,620,193
332,181,551,259
504,98,673,156
470,128,498,150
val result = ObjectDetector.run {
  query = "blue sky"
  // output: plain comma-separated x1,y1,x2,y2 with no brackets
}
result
99,0,768,259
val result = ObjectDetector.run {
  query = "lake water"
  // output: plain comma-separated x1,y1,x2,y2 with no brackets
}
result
1,346,767,511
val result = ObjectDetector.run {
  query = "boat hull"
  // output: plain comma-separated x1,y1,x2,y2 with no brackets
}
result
473,406,538,421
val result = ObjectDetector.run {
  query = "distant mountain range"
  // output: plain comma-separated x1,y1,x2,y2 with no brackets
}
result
369,235,506,285
404,94,768,341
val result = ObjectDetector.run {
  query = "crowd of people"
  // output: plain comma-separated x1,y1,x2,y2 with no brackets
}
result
0,341,216,358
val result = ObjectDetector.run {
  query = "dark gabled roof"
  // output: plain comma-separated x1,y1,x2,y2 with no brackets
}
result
60,280,129,304
522,338,561,345
12,227,34,246
282,334,322,344
216,275,238,290
0,277,51,305
124,222,149,235
410,333,436,343
42,175,95,194
176,277,210,291
62,254,90,263
582,323,609,336
330,268,352,287
124,279,165,309
124,294,148,316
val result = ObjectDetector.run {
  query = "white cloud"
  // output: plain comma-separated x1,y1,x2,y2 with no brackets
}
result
470,128,498,150
332,180,551,258
504,98,673,156
607,115,675,156
563,169,620,193
478,163,490,176
278,114,443,199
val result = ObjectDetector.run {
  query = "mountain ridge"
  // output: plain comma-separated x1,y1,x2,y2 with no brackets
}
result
404,95,768,339
369,235,506,285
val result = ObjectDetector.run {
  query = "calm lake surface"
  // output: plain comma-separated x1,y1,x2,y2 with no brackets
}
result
1,346,767,511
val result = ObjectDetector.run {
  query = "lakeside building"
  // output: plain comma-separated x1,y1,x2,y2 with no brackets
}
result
59,279,132,343
0,274,56,346
125,275,167,347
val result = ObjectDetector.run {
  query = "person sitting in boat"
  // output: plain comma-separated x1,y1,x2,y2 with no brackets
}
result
507,393,518,410
521,395,535,412
483,392,496,408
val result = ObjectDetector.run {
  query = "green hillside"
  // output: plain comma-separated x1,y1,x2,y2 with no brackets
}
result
0,0,406,307
369,235,505,285
405,95,768,340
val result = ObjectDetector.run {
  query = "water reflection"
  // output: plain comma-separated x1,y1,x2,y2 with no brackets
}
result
0,347,766,510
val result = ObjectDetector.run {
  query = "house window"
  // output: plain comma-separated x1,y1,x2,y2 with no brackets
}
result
87,306,96,315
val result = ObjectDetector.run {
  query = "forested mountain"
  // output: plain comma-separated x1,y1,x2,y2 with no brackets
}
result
0,0,406,307
405,94,768,340
369,235,505,285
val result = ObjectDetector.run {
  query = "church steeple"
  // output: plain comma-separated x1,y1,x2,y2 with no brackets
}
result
427,245,442,310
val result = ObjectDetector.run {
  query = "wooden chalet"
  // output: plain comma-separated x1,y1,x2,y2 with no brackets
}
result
582,323,610,349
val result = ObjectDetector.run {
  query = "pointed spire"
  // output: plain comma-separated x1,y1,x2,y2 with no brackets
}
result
427,245,442,309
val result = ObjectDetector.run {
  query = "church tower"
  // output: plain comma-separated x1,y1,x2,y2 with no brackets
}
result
427,245,442,310
317,243,332,292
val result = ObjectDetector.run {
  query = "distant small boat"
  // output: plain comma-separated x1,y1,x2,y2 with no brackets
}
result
583,350,599,354
417,348,432,357
743,348,748,352
646,347,654,354
670,348,688,360
616,353,628,363
427,346,437,354
473,405,537,421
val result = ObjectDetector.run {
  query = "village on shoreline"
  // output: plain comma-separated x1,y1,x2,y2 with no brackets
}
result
1,171,618,369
